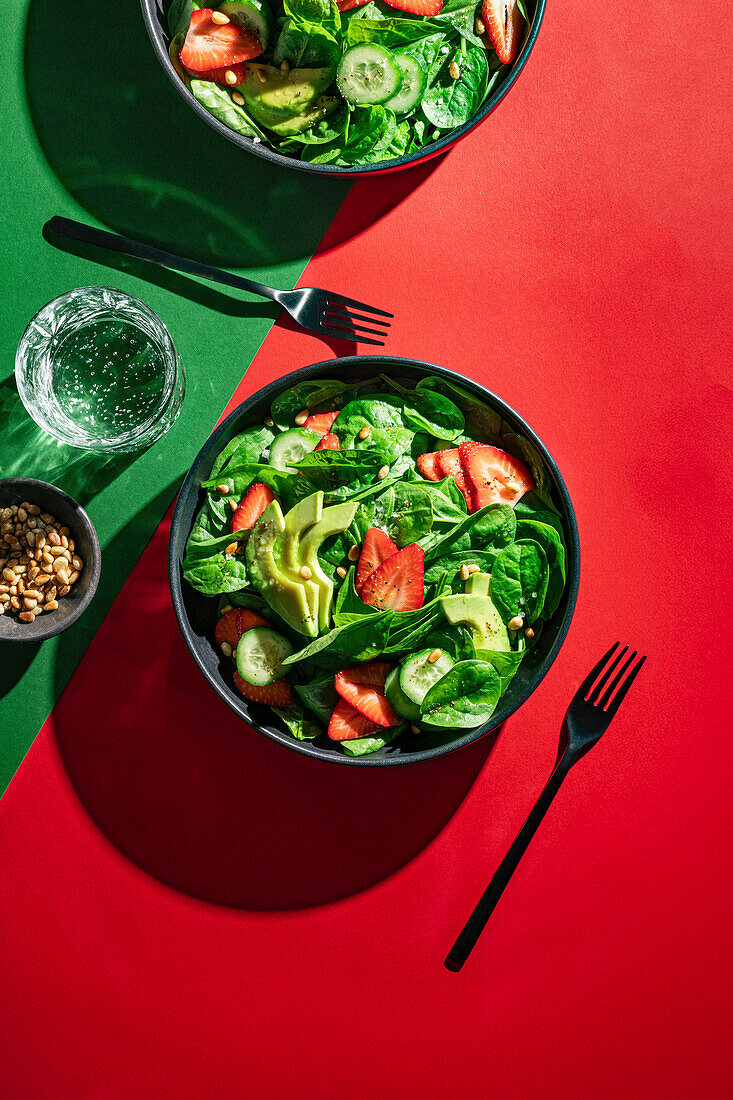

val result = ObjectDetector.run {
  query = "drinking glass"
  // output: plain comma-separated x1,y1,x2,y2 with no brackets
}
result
15,286,185,453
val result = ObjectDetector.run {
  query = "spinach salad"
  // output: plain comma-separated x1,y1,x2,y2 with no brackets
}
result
166,0,532,168
183,371,569,756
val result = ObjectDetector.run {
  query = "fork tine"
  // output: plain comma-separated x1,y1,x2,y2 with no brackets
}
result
319,321,386,347
587,644,629,704
577,642,620,700
323,313,389,338
326,293,394,318
599,649,638,710
604,655,646,715
325,304,392,328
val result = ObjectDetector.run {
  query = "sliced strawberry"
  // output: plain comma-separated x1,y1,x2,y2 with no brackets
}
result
482,0,524,65
215,607,269,648
181,60,249,83
435,448,474,509
303,410,338,436
314,432,340,452
180,9,262,72
233,671,294,707
416,451,443,481
355,527,398,594
361,544,424,612
230,482,275,533
236,608,269,634
335,662,400,727
382,0,443,14
337,0,371,10
327,698,383,741
459,442,533,508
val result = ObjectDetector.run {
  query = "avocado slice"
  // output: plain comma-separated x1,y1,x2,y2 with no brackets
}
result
264,95,340,136
237,64,334,126
464,571,491,598
280,493,323,627
440,594,511,653
246,501,317,637
299,501,358,633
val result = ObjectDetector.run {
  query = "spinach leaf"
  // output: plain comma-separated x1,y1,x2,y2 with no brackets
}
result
514,490,562,526
432,0,485,48
421,477,468,521
477,649,524,695
211,425,275,479
499,432,556,509
423,548,499,584
288,105,349,145
387,482,434,546
489,540,549,625
271,705,321,741
270,378,346,429
334,393,405,434
422,502,516,560
167,0,200,37
341,725,403,756
295,450,390,494
274,15,340,71
401,32,449,73
402,390,464,439
282,612,394,668
515,519,566,618
203,462,309,509
294,676,338,724
346,16,449,48
422,43,489,130
284,0,341,34
182,529,249,596
421,660,501,727
421,625,475,663
333,567,379,626
416,376,502,439
189,80,266,141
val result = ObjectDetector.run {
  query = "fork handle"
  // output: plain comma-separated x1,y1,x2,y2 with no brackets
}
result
444,756,572,972
45,217,283,306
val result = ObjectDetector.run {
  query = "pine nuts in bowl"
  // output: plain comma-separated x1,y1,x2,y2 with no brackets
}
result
0,479,101,643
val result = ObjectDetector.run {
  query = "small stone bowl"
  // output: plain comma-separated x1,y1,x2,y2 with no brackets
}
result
0,478,101,643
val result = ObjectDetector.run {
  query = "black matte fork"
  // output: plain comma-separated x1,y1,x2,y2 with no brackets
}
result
445,642,647,972
44,217,393,346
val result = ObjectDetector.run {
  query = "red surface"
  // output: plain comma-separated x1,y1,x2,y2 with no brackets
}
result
2,2,732,1096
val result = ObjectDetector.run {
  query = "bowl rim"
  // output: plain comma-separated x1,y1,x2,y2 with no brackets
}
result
0,477,102,643
139,0,547,177
169,356,580,766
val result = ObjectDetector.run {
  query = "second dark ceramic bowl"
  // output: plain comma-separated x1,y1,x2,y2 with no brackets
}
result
141,0,546,177
169,357,579,766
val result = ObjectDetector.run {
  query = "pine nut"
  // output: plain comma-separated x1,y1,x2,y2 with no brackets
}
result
59,527,69,537
348,545,360,562
211,9,230,22
378,465,389,479
52,558,65,573
467,563,480,574
232,91,246,106
50,546,67,557
0,605,4,615
35,533,46,549
225,543,238,556
10,597,21,611
294,409,309,425
280,59,290,75
58,585,70,598
336,566,347,579
264,416,274,427
508,615,524,630
40,512,53,524
460,564,470,581
410,724,421,735
48,530,60,546
24,589,42,601
358,425,370,440
524,627,535,640
42,562,54,574
221,604,233,615
46,586,57,600
23,597,38,610
225,69,238,85
68,539,75,552
61,535,69,549
257,67,268,84
299,565,312,580
0,593,9,604
43,600,58,612
57,568,70,586
19,611,34,622
216,484,229,494
427,649,442,663
2,568,15,582
27,504,40,516
221,641,233,657
449,61,460,80
69,570,80,584
229,499,238,511
17,507,27,522
72,556,83,571
475,17,485,35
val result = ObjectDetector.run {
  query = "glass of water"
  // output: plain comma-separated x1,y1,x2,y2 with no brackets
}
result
15,286,185,453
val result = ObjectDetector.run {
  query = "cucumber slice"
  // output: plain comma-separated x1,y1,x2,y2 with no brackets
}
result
218,0,274,50
337,44,403,106
399,648,455,706
384,53,426,116
385,667,421,723
235,626,293,686
269,427,320,470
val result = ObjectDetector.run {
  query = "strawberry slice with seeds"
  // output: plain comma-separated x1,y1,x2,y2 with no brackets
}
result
314,432,340,451
382,0,443,14
230,482,275,532
459,442,533,508
482,0,524,65
337,0,371,10
180,8,263,72
328,698,383,741
215,607,269,648
335,662,400,727
234,671,293,707
416,451,443,481
303,410,339,436
181,60,249,83
361,543,424,612
355,527,398,593
435,448,474,509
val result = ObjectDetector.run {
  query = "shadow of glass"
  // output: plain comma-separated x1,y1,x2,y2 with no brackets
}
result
23,0,442,271
54,513,499,910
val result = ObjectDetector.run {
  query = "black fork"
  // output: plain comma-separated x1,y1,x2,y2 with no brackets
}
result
445,643,647,972
44,217,393,346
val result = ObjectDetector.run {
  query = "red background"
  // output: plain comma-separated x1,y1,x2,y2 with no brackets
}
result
1,2,732,1096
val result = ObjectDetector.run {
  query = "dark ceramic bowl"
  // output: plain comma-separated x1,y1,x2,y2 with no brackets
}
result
140,0,546,177
0,479,101,643
169,357,579,766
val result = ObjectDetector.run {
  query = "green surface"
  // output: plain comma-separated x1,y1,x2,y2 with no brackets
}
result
0,0,350,796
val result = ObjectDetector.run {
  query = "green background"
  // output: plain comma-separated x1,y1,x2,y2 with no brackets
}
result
0,0,350,794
